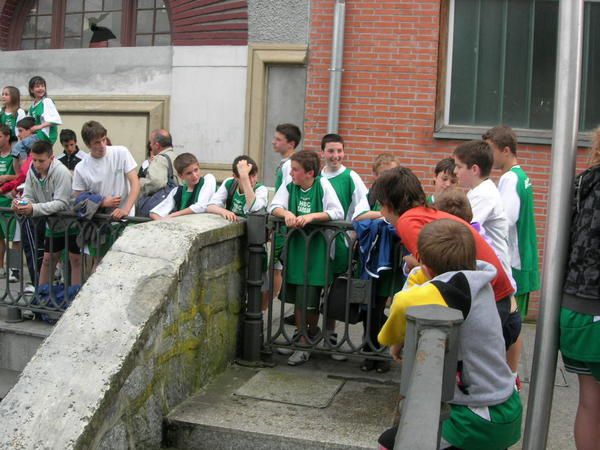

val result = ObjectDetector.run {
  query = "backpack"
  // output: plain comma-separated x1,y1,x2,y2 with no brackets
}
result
135,153,178,217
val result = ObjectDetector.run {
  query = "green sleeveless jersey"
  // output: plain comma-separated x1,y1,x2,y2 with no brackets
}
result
29,98,59,144
0,153,14,207
511,166,540,295
224,178,264,218
285,176,331,287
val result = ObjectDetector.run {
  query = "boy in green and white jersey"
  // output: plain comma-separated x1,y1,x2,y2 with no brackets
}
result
207,155,268,221
485,125,540,318
269,150,344,366
485,125,540,391
149,153,216,220
272,124,302,320
319,133,371,358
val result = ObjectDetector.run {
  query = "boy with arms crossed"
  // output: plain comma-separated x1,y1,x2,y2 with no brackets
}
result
150,153,216,219
377,219,522,450
13,140,81,286
269,150,344,366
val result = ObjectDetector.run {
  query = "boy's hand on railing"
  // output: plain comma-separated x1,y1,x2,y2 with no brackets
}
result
283,211,297,227
294,214,314,228
102,196,121,208
221,210,239,222
390,343,403,362
111,208,128,220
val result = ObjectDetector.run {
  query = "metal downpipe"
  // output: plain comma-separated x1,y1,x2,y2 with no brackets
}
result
327,0,346,134
522,1,584,448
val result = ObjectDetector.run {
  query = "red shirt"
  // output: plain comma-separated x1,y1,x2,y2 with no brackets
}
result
396,206,514,301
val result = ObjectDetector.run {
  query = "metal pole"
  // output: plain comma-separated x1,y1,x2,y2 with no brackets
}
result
523,1,584,448
327,0,346,133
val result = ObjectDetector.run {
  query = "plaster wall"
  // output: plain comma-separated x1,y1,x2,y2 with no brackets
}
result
0,46,247,169
248,0,310,44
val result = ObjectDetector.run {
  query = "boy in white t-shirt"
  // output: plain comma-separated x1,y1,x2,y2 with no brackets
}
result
73,121,139,220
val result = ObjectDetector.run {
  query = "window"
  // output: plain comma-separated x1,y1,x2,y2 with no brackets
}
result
442,0,600,135
17,0,170,49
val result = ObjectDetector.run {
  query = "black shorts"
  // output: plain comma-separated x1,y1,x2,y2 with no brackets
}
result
496,296,522,349
44,234,80,254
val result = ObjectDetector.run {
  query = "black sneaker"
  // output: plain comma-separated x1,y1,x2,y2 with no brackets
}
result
283,314,296,326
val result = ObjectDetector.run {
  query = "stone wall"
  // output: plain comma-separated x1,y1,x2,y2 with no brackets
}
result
248,0,309,44
0,215,246,449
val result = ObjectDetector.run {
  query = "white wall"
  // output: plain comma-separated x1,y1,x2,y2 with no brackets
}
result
0,46,247,167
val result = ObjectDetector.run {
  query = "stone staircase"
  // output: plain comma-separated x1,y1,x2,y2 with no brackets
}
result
0,306,53,400
163,354,400,450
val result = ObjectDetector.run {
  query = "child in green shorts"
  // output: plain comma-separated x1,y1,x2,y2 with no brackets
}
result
0,124,17,278
269,150,344,366
377,219,522,450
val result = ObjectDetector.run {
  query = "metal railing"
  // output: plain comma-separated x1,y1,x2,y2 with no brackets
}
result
0,207,150,323
393,305,463,450
243,213,406,362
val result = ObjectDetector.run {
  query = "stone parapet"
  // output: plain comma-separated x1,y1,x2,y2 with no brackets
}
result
0,214,245,450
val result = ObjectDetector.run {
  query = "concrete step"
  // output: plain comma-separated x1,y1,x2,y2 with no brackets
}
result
0,306,53,372
165,354,400,450
0,368,19,400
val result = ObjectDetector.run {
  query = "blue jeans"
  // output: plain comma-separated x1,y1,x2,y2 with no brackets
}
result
12,134,40,160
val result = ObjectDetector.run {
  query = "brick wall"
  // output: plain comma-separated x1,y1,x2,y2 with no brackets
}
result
304,0,590,320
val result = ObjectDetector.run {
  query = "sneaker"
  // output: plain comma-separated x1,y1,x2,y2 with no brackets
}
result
277,329,298,355
328,332,348,361
0,268,5,278
8,269,19,283
288,350,310,366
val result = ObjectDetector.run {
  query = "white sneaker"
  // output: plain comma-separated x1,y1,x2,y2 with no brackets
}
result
328,333,348,361
8,269,19,283
0,268,6,278
288,350,310,366
277,329,298,355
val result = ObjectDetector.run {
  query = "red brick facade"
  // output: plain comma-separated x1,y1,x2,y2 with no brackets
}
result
304,0,590,319
0,0,247,49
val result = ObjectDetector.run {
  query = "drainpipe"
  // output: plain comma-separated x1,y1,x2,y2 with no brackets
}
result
522,1,584,448
327,0,346,134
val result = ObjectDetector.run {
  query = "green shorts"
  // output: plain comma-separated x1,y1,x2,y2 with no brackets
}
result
0,214,16,241
560,307,600,380
515,293,530,319
283,283,322,311
442,390,522,450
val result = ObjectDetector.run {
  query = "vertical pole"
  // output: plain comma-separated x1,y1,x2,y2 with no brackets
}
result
242,213,268,363
327,0,346,134
523,1,584,448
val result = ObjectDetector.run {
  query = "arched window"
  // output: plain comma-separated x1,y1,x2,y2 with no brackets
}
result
17,0,171,50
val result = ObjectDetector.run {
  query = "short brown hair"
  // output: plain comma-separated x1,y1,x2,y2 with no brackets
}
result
371,166,426,216
31,140,53,156
232,155,258,177
453,140,493,178
174,153,199,174
275,123,302,149
81,121,107,146
482,125,517,155
590,126,600,167
372,154,398,175
290,150,321,177
418,219,476,275
434,188,473,222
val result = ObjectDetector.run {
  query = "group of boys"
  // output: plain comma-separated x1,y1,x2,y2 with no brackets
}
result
374,125,539,450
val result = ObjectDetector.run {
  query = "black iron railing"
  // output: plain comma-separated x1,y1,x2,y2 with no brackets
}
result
243,213,406,362
0,207,150,323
